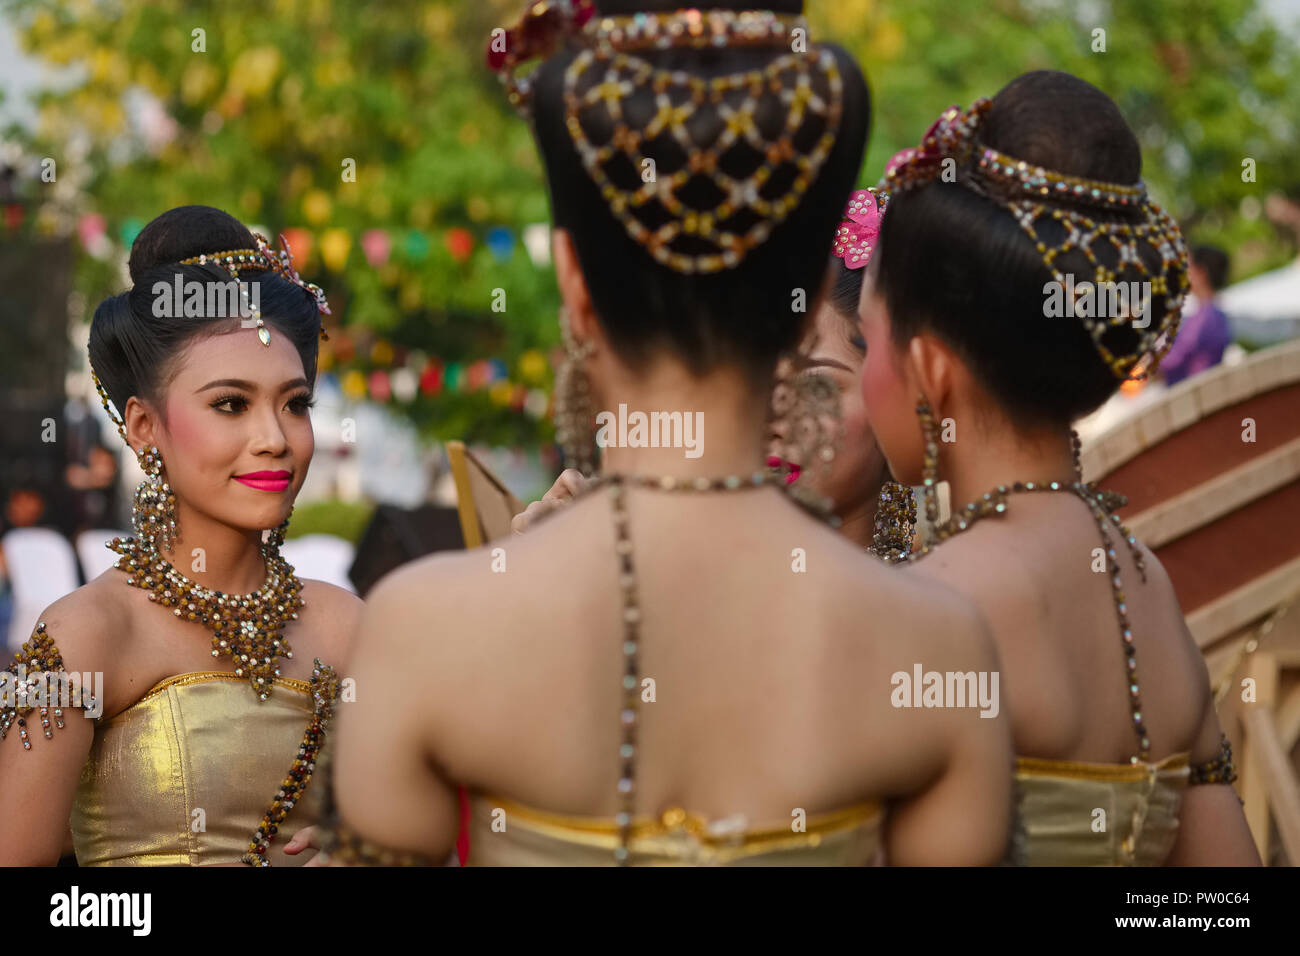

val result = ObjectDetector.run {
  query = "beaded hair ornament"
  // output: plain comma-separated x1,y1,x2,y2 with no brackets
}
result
878,98,1189,381
178,231,331,347
489,4,845,274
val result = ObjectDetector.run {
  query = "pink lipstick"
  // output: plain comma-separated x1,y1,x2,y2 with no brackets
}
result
234,470,292,492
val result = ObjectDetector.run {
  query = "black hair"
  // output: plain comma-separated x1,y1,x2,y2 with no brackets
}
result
88,205,322,424
876,70,1166,428
529,0,868,382
827,257,863,318
1192,244,1229,291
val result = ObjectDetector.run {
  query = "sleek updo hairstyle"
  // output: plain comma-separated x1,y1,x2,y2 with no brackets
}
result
89,205,323,426
529,0,869,382
876,71,1167,429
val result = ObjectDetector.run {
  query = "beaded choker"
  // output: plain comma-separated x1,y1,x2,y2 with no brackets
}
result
107,534,305,703
490,5,844,275
878,98,1189,381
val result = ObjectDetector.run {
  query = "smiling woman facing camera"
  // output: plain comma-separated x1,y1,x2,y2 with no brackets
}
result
0,205,361,866
323,0,1013,867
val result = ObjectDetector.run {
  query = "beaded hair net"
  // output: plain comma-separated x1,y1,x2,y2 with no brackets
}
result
489,3,845,275
878,98,1189,381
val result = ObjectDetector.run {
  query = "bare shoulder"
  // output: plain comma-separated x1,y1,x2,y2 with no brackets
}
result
16,573,131,674
296,579,364,666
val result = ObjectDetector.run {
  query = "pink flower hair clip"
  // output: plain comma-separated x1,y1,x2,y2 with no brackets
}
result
832,188,888,270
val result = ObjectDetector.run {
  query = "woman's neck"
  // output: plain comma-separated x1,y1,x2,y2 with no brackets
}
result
594,360,772,480
939,411,1077,510
156,501,270,595
836,498,877,550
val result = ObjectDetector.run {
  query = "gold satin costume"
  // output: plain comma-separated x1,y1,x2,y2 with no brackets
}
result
70,671,325,866
463,794,885,866
1013,753,1189,866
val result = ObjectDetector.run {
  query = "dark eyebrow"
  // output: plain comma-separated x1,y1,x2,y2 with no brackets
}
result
805,356,852,372
196,378,311,394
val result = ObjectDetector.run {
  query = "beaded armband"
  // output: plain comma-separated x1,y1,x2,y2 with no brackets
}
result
0,623,99,750
1188,734,1237,786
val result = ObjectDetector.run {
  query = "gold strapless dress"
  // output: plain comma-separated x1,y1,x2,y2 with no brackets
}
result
462,794,885,865
1014,752,1189,866
70,671,326,866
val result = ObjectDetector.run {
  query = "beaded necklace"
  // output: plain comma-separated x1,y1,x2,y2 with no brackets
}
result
576,469,833,864
107,534,305,702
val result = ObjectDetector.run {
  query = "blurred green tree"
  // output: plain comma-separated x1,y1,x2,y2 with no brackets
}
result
8,0,1298,449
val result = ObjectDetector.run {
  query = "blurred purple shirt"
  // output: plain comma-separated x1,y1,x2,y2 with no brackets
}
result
1162,299,1231,386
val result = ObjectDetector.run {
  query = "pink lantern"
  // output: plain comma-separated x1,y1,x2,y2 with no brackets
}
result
361,229,392,268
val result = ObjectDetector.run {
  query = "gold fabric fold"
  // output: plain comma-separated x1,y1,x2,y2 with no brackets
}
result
465,794,885,866
70,672,325,866
1014,752,1189,866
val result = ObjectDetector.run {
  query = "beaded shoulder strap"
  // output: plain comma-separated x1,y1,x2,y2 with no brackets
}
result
1,623,100,751
241,658,345,865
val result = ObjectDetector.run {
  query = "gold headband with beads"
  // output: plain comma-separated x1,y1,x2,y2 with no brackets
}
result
178,231,331,346
878,98,1189,381
490,5,844,275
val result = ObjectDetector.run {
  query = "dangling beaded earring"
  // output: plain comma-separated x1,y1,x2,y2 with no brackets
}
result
132,445,179,554
916,396,941,527
554,307,598,476
266,509,292,551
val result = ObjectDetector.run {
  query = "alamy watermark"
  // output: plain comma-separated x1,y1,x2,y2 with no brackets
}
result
594,403,704,459
0,667,104,719
1043,276,1152,329
890,663,1000,718
152,274,261,325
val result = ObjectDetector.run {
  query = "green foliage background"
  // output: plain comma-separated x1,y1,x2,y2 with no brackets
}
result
7,0,1298,447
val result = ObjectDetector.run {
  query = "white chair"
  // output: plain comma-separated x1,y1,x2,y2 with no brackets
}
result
3,528,81,650
279,534,357,594
76,529,128,584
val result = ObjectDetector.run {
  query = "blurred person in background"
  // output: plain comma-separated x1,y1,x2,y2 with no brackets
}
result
1161,244,1233,387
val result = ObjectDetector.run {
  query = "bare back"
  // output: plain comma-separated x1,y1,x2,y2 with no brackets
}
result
904,492,1210,765
333,486,1013,864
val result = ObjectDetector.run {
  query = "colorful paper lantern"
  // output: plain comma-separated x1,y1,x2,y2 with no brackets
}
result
281,228,314,265
518,349,548,385
404,230,430,261
445,362,464,392
486,227,514,261
368,369,392,402
341,369,367,399
361,229,391,268
320,228,352,272
419,361,444,396
445,227,474,263
119,217,144,247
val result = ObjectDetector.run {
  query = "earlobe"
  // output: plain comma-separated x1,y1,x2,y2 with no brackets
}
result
908,334,955,412
552,228,599,348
